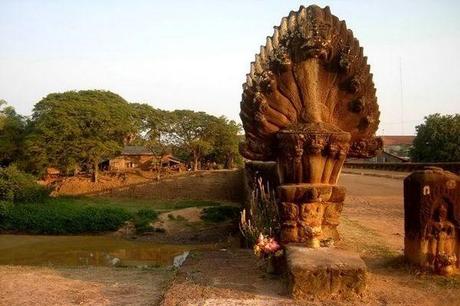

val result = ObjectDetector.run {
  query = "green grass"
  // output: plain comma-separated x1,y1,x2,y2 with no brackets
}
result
200,206,240,223
53,196,227,212
0,202,132,234
132,209,158,233
0,196,233,235
0,198,163,235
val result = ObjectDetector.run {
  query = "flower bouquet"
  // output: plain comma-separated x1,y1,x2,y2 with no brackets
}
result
253,233,284,274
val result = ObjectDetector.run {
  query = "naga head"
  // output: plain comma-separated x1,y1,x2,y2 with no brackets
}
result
303,20,332,60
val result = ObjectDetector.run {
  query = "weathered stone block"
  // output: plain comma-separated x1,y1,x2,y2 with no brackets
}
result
286,246,367,299
404,167,460,275
277,184,345,244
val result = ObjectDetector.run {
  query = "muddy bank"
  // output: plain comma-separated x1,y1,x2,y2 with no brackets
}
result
53,170,245,204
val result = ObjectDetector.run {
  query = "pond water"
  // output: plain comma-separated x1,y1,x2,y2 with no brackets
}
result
0,235,211,267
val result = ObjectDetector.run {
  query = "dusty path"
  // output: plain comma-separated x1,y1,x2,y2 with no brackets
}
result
0,266,173,306
339,173,405,251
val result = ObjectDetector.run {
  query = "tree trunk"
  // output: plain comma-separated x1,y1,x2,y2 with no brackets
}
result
226,155,234,169
193,152,199,171
157,158,161,181
92,160,98,183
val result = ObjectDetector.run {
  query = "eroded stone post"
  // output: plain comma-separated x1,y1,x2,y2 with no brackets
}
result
404,167,460,275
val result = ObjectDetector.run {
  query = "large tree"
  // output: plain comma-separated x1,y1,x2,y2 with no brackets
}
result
410,113,460,162
0,100,26,166
206,116,242,169
24,90,137,181
131,103,174,177
0,100,7,129
167,110,217,171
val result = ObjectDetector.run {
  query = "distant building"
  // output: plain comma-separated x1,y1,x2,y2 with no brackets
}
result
380,135,415,159
45,167,61,180
348,135,415,163
107,146,184,172
369,150,410,163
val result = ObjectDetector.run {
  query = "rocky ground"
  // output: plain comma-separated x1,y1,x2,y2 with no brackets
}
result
2,172,460,305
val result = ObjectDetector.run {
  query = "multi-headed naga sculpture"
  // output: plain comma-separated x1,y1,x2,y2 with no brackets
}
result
240,5,381,247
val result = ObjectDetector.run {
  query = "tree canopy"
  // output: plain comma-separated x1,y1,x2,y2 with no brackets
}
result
0,100,26,167
167,110,216,171
23,90,137,180
410,113,460,162
1,90,243,179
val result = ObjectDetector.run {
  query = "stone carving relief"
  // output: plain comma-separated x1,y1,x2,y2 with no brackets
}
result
404,167,460,275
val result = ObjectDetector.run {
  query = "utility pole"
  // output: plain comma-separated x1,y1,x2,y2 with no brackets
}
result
399,57,404,134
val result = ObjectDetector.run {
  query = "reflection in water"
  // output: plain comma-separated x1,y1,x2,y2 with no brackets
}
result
0,235,212,267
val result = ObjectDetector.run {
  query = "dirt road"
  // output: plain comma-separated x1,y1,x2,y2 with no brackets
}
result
339,173,405,251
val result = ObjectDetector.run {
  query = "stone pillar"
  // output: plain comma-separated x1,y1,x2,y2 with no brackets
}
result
404,167,460,275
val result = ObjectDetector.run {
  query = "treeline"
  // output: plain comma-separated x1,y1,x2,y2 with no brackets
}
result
0,90,242,181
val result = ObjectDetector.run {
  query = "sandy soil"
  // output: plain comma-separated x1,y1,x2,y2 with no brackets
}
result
154,207,204,235
0,266,173,306
52,170,244,204
161,249,294,306
50,170,162,196
147,206,240,245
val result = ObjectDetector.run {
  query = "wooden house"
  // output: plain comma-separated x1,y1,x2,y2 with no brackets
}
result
108,146,184,172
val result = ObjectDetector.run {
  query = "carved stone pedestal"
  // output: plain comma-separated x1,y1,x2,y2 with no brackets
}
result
278,184,345,246
286,245,367,299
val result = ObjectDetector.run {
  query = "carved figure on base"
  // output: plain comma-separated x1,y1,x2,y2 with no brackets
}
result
404,167,460,275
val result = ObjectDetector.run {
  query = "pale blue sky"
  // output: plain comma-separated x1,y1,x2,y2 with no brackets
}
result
1,0,459,135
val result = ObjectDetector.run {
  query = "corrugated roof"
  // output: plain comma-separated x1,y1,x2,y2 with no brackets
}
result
46,167,61,174
161,154,183,163
121,146,154,156
382,150,410,162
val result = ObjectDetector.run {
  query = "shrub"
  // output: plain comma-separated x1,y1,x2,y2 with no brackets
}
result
133,208,158,233
0,201,13,227
136,208,158,220
1,202,132,234
201,205,240,223
0,165,50,203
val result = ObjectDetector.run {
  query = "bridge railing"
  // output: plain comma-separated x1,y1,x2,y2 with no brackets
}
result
344,162,460,174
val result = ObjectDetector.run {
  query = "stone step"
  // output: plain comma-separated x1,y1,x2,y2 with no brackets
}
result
285,245,367,300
